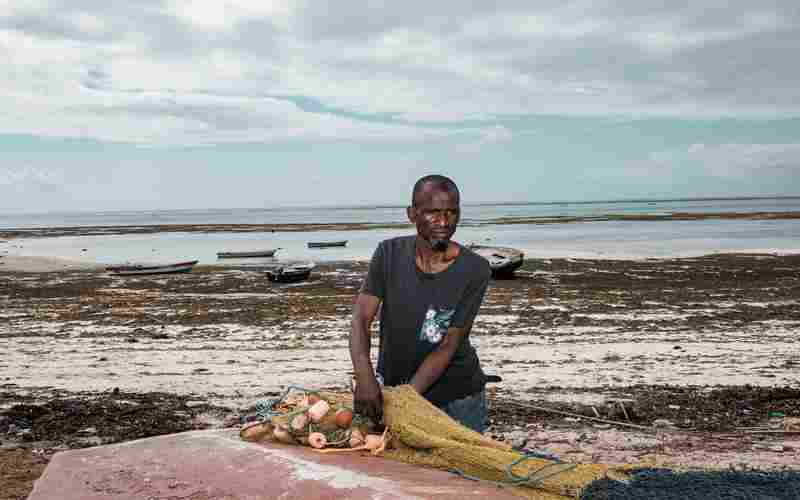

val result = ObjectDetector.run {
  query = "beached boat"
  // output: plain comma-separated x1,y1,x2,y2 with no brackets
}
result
106,260,198,276
217,249,279,259
267,261,315,283
467,244,524,277
307,240,347,249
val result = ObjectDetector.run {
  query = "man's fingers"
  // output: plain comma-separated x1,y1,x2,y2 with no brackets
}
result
371,406,382,422
376,393,384,421
354,384,383,422
360,398,382,423
354,398,368,415
371,399,383,422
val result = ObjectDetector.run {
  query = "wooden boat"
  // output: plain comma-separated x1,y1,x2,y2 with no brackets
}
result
217,249,279,259
267,261,315,283
307,240,347,249
106,260,198,276
467,244,524,277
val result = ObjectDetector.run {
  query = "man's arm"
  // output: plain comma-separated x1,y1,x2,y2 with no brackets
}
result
409,326,467,394
410,265,490,395
349,292,383,421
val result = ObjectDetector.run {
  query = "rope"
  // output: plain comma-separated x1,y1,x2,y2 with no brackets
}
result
448,451,577,489
254,385,321,419
255,386,358,448
507,455,578,486
322,428,352,446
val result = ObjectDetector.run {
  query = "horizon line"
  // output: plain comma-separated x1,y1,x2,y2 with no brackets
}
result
2,194,800,217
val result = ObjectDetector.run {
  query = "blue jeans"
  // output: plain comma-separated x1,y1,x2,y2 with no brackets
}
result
438,390,488,433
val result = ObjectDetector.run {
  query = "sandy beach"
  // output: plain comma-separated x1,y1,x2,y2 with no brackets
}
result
2,250,799,498
0,255,104,273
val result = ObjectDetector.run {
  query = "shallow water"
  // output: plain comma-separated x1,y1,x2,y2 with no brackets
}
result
3,218,800,265
2,197,799,228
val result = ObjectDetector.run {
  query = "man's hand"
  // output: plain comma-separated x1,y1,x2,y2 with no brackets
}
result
354,374,383,422
350,293,382,422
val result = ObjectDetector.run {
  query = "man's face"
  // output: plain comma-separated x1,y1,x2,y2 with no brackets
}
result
407,186,460,252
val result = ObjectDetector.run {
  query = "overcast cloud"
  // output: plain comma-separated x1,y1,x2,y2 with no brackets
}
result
1,1,798,211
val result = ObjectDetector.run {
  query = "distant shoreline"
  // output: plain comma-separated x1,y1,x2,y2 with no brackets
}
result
2,210,799,239
3,195,799,217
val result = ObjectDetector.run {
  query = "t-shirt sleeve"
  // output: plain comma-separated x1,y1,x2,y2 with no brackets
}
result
360,241,386,298
450,261,490,330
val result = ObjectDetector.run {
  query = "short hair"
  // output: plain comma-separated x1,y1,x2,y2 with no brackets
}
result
411,175,460,206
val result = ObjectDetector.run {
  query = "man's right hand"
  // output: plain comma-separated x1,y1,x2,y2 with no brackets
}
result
350,293,383,422
354,374,383,423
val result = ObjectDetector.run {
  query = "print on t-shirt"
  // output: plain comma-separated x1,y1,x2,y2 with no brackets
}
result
419,306,455,344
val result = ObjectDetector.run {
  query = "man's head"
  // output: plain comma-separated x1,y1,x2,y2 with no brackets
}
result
407,175,461,252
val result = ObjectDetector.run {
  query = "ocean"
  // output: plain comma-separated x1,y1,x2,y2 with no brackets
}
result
2,197,799,264
2,197,799,228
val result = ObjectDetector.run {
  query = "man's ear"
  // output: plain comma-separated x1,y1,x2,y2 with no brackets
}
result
406,205,416,223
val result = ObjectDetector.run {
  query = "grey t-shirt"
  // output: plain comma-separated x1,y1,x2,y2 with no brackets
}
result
361,235,491,406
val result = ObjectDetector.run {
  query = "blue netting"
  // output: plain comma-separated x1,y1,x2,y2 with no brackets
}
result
581,468,800,500
254,385,321,419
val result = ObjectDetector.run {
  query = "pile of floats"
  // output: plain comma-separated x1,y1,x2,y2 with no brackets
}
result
239,388,390,454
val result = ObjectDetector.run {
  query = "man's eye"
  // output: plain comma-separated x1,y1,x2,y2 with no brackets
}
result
423,210,457,218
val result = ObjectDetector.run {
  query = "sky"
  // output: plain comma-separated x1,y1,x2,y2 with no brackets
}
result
1,1,799,213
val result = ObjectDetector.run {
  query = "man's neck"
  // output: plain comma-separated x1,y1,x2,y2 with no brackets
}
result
415,237,459,274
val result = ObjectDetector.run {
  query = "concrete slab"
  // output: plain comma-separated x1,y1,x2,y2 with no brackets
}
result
28,429,521,499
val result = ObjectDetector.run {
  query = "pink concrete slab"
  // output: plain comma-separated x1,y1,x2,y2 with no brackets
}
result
28,429,522,499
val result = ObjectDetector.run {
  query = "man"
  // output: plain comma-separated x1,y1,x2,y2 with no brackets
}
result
349,174,492,432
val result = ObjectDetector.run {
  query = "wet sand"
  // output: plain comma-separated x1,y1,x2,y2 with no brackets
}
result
0,255,104,273
2,253,799,497
2,255,800,401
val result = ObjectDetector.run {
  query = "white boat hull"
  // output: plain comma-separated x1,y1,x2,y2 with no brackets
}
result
107,260,198,276
468,245,525,277
217,250,278,258
307,241,347,249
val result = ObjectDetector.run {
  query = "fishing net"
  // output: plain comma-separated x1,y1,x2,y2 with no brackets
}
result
240,387,373,448
581,468,800,500
241,385,800,500
242,384,627,499
380,385,626,499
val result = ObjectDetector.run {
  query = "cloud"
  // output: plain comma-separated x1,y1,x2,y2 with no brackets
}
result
1,1,799,145
0,166,67,209
455,125,514,153
0,166,64,186
646,142,800,181
687,143,800,176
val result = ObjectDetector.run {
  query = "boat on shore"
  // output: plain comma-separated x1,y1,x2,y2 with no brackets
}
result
217,249,280,259
467,244,524,277
267,261,315,283
106,260,199,276
307,240,347,249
